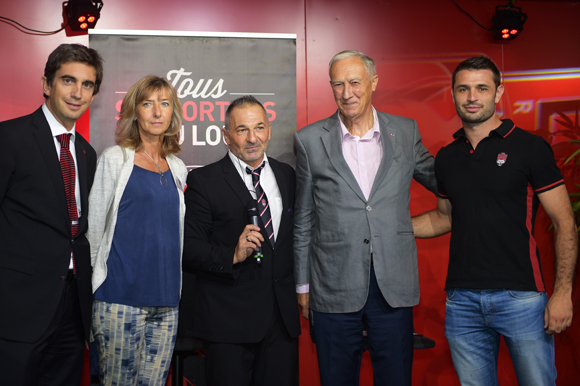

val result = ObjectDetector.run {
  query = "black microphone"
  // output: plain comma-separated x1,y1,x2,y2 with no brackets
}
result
247,200,263,264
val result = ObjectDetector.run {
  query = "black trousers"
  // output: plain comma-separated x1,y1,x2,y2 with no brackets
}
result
203,306,298,386
0,274,85,386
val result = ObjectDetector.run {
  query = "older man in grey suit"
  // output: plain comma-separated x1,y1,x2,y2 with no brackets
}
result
294,50,437,386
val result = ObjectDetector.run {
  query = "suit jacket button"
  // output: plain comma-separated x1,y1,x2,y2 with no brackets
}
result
364,239,370,244
273,278,278,283
366,206,372,211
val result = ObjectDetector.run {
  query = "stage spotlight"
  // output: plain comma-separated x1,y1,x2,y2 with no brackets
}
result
492,5,527,40
65,0,103,31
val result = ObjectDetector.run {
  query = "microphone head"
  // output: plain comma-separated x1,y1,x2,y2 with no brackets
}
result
247,199,259,215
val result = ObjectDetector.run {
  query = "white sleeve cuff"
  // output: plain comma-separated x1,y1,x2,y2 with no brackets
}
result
296,283,309,293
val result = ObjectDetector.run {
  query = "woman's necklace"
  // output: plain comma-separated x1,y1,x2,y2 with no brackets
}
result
143,150,168,188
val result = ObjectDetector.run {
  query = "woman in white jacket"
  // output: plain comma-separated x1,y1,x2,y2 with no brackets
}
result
88,75,188,386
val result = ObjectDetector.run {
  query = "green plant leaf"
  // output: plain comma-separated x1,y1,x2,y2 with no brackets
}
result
564,148,580,165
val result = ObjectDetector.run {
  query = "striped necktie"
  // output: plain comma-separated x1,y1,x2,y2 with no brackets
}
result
247,162,275,248
56,133,79,276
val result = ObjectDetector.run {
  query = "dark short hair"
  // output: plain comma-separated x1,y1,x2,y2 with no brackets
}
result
224,95,268,131
452,55,501,90
43,43,104,98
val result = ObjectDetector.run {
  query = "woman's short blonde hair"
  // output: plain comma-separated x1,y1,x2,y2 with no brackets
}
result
116,75,183,157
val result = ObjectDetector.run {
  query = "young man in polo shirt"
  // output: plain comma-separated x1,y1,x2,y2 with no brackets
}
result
412,55,577,386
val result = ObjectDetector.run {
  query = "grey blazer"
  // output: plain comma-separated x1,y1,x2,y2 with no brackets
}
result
293,110,437,313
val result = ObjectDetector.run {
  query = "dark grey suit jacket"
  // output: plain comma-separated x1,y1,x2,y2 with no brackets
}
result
293,110,436,312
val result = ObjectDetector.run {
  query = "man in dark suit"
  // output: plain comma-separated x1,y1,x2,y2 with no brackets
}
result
0,43,103,385
183,95,300,386
294,50,437,386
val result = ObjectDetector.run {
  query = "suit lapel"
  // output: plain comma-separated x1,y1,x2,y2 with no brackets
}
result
368,112,394,201
269,159,289,250
31,108,70,233
75,137,89,231
221,154,255,210
221,154,273,250
321,112,366,202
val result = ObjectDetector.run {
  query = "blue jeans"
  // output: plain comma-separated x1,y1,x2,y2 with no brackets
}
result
445,289,556,386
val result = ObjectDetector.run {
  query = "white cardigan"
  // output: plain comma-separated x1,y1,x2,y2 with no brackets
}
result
87,145,189,294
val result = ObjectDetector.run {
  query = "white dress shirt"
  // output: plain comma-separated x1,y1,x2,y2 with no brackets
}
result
228,151,283,239
42,103,80,268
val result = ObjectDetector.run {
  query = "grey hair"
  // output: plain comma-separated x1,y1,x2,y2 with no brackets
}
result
328,50,376,78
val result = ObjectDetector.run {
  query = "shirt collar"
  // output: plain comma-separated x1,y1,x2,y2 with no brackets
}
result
452,119,515,140
339,106,381,141
228,150,269,175
42,103,76,143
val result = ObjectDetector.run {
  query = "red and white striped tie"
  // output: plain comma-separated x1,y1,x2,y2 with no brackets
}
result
247,163,275,248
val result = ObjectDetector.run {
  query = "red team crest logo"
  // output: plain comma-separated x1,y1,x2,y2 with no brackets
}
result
496,153,508,166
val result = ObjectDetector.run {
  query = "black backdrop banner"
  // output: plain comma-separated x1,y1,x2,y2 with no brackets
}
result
89,30,297,168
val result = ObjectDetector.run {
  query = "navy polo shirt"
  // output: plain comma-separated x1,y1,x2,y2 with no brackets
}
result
436,119,564,292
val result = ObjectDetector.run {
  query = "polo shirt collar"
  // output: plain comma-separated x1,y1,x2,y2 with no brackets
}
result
452,119,516,140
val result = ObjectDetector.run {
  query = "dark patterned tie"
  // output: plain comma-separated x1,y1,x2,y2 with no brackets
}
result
247,163,275,248
56,133,79,276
